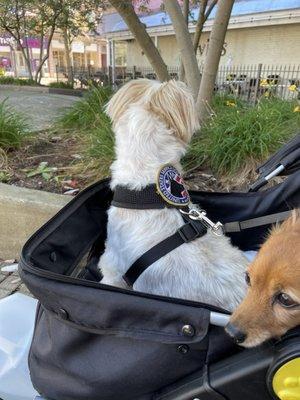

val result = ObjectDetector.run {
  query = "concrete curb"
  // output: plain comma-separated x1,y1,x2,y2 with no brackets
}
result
0,84,84,97
0,183,70,260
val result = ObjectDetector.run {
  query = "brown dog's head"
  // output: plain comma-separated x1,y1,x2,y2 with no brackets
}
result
226,211,300,347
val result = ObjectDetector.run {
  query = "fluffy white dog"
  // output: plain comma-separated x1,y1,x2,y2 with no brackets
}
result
99,79,248,311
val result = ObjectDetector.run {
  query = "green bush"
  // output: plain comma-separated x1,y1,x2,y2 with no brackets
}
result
185,97,300,176
0,100,28,149
48,81,74,89
59,89,299,182
59,85,114,177
0,76,39,86
59,85,113,129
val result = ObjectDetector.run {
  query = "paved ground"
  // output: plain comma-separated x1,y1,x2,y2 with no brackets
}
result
0,88,79,131
0,264,32,299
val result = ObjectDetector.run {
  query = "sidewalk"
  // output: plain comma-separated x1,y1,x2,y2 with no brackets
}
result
0,262,32,299
0,87,79,131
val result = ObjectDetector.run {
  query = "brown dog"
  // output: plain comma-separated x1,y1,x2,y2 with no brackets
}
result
226,211,300,347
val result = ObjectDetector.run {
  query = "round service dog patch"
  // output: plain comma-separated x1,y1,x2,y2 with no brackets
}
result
156,165,190,207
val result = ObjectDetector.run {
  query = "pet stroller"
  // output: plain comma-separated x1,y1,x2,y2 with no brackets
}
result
18,135,300,400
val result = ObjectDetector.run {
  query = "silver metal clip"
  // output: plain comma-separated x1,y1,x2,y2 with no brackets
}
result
180,206,223,236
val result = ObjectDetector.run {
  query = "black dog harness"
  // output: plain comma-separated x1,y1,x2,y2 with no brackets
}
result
112,164,291,287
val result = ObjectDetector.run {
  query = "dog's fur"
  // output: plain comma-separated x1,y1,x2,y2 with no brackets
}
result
228,211,300,347
99,79,248,312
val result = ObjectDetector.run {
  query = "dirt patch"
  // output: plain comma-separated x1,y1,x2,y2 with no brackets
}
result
1,131,260,194
1,132,88,194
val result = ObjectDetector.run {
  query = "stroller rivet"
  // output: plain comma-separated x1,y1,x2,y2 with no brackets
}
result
58,308,69,320
49,252,57,262
182,325,195,337
177,344,189,354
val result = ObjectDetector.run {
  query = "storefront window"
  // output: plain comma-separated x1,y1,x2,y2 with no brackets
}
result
53,50,65,68
115,42,127,66
18,52,24,67
73,52,84,69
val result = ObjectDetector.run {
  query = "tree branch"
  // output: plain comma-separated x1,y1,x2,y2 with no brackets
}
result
183,0,189,25
193,0,207,52
109,0,169,82
205,0,218,20
197,0,234,121
178,0,189,81
164,0,201,99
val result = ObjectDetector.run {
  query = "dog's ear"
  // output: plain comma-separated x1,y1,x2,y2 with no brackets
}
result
272,209,300,235
281,209,300,231
148,80,200,143
105,79,150,125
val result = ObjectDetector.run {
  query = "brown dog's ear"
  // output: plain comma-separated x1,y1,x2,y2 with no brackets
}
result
148,80,200,144
105,79,150,126
280,209,300,232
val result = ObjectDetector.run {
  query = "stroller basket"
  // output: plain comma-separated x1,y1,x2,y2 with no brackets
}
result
19,168,300,400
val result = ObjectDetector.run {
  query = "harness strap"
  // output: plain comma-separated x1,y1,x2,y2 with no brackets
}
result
224,210,291,233
123,219,207,287
123,210,292,287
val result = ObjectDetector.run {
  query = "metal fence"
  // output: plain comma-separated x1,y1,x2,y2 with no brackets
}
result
56,64,300,103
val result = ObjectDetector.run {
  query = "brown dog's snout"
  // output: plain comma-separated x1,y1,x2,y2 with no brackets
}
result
225,322,247,344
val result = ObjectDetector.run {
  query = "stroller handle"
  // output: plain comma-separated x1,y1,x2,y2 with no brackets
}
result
210,311,230,327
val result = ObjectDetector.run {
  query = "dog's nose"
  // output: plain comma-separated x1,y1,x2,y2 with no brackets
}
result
225,322,247,344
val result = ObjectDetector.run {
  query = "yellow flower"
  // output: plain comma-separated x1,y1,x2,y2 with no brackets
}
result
293,105,300,113
264,91,270,98
289,84,297,92
260,79,268,87
226,100,236,107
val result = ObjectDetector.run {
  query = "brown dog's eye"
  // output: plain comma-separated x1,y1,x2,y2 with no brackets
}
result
275,293,298,308
245,272,251,286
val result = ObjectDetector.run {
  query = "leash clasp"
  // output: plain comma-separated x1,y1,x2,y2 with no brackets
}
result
180,207,224,236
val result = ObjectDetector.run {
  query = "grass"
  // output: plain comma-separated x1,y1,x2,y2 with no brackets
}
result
57,88,300,185
185,96,300,178
0,76,40,86
0,99,28,150
58,85,114,179
48,81,74,89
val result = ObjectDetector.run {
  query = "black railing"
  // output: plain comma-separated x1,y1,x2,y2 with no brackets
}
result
55,64,300,102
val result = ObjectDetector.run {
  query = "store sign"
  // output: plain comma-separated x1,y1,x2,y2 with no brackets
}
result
0,35,47,49
0,36,15,46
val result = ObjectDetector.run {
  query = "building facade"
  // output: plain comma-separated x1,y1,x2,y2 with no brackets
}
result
0,33,107,81
102,0,300,69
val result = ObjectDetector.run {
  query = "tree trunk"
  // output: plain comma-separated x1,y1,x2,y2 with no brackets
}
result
193,0,208,53
21,42,33,80
197,0,234,122
35,30,44,83
178,0,189,82
2,26,33,80
63,28,73,85
35,25,56,83
109,0,169,82
164,0,201,99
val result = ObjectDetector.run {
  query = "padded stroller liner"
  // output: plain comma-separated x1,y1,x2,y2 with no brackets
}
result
19,172,300,400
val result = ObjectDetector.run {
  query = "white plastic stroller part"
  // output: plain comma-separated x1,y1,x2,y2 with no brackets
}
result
0,293,38,400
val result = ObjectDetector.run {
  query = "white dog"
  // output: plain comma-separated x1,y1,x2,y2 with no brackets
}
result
99,79,248,312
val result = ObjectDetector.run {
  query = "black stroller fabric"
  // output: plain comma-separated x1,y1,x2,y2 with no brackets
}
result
19,171,300,400
256,133,300,177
